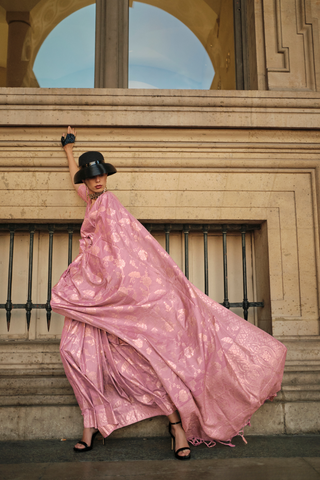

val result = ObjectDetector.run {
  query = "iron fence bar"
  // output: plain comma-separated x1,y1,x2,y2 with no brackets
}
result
241,225,249,320
45,225,54,331
203,225,209,296
5,302,259,309
26,225,35,331
183,225,190,279
67,225,74,266
1,300,264,310
222,225,230,309
224,302,264,308
5,226,15,331
11,303,47,309
142,224,262,233
0,224,263,233
0,222,264,331
164,224,171,254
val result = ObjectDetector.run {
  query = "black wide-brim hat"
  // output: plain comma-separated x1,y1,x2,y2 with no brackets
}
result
74,151,117,184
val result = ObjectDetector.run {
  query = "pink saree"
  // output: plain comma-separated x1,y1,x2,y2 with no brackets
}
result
51,185,287,445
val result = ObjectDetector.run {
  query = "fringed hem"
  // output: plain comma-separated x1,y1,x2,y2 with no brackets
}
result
188,437,217,448
188,416,252,449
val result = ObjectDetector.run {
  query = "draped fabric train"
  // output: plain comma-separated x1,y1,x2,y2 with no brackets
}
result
51,184,287,445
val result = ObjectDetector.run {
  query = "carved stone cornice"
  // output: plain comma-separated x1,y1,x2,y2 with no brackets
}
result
1,88,320,128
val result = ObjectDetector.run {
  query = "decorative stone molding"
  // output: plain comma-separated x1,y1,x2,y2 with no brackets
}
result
1,89,320,128
262,0,319,91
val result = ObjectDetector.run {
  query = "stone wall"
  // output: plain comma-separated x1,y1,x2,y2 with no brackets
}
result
0,89,319,439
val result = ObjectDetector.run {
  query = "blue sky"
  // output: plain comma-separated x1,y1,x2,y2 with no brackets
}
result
34,2,214,89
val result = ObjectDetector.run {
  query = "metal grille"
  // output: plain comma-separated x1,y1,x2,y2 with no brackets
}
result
0,223,263,332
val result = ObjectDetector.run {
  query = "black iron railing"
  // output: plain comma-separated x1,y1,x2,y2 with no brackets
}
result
0,224,80,332
146,224,264,320
0,223,263,332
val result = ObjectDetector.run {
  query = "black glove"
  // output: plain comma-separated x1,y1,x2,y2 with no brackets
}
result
61,133,75,147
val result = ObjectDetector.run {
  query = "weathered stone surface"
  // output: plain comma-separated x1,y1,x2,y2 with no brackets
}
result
1,89,320,128
0,47,319,443
0,405,83,441
284,402,320,434
1,339,320,439
244,402,285,436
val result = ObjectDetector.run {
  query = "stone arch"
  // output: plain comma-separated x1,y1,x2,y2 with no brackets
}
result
2,0,235,88
135,0,235,89
28,0,235,89
23,0,94,86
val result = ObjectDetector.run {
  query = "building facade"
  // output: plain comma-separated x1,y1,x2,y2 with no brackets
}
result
0,0,320,440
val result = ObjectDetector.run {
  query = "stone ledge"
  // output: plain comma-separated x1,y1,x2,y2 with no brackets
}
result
0,368,65,376
0,403,287,440
1,89,320,128
1,88,320,106
1,339,320,438
4,400,312,440
0,395,77,406
0,375,72,395
1,374,319,407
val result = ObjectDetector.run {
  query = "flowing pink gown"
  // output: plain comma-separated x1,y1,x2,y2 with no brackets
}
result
51,185,287,445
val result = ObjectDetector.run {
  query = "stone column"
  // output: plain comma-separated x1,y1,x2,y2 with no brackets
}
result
6,12,31,87
95,0,129,88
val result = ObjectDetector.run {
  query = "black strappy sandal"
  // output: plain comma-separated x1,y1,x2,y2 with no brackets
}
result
73,430,99,452
168,421,191,460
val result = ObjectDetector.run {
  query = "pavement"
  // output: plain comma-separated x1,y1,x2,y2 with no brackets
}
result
1,435,320,480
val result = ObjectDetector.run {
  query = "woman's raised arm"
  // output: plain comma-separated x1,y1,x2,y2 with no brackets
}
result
62,126,81,193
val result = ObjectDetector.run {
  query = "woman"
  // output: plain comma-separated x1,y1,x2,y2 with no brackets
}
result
51,126,287,459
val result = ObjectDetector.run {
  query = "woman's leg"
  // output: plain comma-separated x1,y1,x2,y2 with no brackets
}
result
167,410,190,458
61,319,178,450
74,427,99,450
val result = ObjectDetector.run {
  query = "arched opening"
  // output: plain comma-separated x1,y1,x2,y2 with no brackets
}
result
0,0,94,87
34,5,95,88
129,2,215,89
0,0,237,89
132,0,236,89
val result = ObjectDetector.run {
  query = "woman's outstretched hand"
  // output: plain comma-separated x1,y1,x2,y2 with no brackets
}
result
62,126,80,192
61,126,77,153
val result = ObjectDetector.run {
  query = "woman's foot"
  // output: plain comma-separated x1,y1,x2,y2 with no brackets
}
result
74,427,98,451
169,422,191,459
